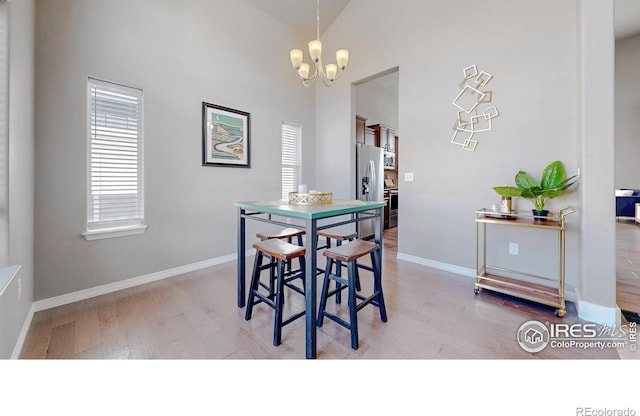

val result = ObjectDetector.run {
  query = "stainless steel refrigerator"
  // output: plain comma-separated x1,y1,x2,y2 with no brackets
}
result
356,143,384,240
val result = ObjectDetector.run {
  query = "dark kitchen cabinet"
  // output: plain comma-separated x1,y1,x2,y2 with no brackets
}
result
365,127,376,146
355,115,366,144
356,115,376,146
394,135,399,171
368,124,395,151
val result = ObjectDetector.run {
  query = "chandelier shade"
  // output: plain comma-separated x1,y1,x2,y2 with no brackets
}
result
289,0,349,87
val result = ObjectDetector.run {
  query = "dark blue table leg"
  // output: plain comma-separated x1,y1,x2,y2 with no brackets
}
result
237,207,246,308
374,206,383,277
305,218,318,359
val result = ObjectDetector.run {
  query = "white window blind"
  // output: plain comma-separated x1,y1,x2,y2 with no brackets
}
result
86,78,144,235
281,122,301,200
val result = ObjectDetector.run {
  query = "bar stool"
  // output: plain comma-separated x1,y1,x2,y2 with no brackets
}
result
245,238,306,346
316,230,357,250
317,239,387,350
316,229,359,303
257,227,304,244
256,228,305,299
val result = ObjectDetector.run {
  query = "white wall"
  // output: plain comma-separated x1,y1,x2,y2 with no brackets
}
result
0,0,35,359
615,34,640,189
7,0,617,349
355,73,399,134
577,0,616,324
34,0,316,300
317,0,617,324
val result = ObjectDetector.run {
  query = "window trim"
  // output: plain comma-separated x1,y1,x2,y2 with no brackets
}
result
82,224,148,241
281,121,302,201
83,78,146,241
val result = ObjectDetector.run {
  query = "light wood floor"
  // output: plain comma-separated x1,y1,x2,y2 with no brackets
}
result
20,226,629,359
616,219,640,313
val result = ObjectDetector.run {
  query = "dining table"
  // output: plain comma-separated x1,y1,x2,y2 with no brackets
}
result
234,198,386,359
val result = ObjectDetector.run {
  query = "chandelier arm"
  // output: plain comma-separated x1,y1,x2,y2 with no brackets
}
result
303,75,317,87
305,65,319,81
332,68,345,81
316,58,344,84
301,69,319,87
320,76,333,87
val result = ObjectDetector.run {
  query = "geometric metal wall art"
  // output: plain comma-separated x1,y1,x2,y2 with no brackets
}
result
451,65,499,152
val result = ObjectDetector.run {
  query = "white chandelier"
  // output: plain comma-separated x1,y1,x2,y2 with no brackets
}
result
289,0,349,87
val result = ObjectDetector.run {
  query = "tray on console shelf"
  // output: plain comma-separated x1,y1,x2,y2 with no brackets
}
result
477,208,575,222
483,212,517,220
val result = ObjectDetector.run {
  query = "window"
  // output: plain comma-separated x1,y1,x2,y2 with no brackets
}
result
281,122,301,200
83,78,146,240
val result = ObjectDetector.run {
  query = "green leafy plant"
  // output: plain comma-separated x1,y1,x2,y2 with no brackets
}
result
493,160,578,211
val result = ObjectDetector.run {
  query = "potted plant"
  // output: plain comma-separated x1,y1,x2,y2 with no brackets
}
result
493,160,577,221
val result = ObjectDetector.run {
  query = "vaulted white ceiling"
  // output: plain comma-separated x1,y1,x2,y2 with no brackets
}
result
615,0,640,40
247,0,638,96
244,0,350,41
246,0,640,41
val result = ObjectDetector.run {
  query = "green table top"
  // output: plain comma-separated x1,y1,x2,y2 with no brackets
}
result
235,199,386,220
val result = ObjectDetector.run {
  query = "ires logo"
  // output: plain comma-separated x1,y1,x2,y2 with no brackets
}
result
548,323,598,338
517,320,635,353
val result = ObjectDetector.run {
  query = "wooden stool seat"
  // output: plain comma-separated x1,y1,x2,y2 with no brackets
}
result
323,239,377,263
257,228,305,241
253,239,305,261
318,239,387,350
256,229,305,298
317,230,357,242
316,229,360,302
245,239,306,346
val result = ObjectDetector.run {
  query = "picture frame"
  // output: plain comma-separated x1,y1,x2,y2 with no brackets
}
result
202,102,250,167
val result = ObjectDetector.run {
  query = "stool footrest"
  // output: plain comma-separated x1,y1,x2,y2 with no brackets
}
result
283,269,303,278
320,311,351,331
249,292,277,310
283,274,304,296
326,273,348,287
282,310,306,327
356,263,374,273
258,281,273,292
326,285,348,298
355,292,382,312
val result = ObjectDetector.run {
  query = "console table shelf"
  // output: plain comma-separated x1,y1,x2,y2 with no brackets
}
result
474,207,576,317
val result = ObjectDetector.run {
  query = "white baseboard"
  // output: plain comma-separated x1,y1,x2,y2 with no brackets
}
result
11,303,36,359
396,251,578,302
32,251,250,313
12,251,253,359
396,252,475,277
577,298,621,327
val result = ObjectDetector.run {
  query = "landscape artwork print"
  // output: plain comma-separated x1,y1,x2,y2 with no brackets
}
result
202,102,250,167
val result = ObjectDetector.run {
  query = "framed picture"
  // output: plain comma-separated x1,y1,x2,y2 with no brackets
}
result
202,102,250,167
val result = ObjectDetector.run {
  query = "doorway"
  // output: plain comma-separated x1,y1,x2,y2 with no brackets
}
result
616,221,640,321
354,68,399,246
614,0,640,322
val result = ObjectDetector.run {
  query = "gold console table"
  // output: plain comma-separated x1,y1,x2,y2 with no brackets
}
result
474,207,576,317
